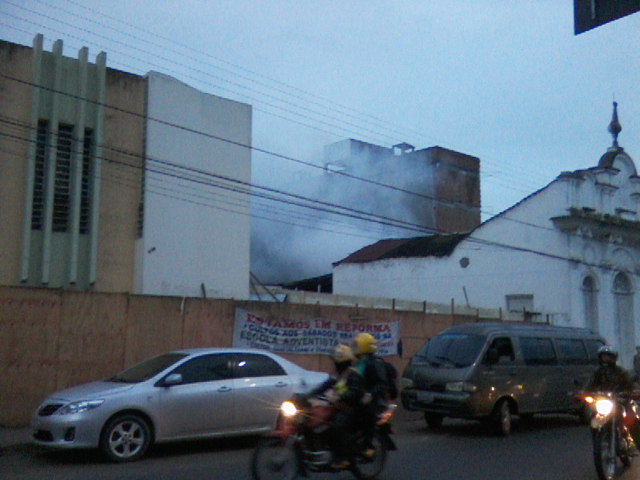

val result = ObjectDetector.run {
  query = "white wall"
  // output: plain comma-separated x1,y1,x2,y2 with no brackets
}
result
135,72,252,299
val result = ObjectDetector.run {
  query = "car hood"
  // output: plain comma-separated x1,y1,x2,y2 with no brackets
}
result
46,381,137,402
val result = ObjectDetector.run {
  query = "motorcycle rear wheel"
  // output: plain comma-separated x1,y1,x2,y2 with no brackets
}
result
251,437,299,480
593,428,621,480
350,432,388,480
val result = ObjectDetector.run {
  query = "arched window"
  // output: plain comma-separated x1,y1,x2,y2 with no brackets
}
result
582,275,599,333
613,272,635,367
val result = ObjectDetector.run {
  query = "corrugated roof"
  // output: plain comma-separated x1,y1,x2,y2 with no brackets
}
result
334,233,469,265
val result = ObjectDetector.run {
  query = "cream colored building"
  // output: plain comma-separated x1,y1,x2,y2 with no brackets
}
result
0,35,252,299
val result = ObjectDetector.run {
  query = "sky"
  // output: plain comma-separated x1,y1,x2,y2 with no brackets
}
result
2,1,639,280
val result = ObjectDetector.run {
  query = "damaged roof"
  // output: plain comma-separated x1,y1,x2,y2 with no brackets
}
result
334,233,469,266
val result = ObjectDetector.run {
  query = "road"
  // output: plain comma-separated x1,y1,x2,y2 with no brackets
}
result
2,415,639,480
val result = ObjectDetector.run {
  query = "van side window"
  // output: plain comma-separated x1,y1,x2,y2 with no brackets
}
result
487,337,515,364
555,338,588,365
585,339,605,365
520,337,558,366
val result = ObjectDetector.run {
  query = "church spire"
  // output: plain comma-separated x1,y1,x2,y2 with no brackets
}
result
608,101,622,147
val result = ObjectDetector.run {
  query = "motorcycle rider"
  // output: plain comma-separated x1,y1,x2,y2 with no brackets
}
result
586,345,638,449
352,333,390,452
308,344,365,470
586,345,634,394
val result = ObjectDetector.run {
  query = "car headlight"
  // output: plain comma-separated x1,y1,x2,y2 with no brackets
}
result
445,382,477,393
58,399,105,415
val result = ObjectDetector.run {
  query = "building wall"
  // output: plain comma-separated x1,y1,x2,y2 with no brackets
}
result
136,72,252,299
95,68,146,292
0,285,462,426
0,37,146,292
0,40,32,286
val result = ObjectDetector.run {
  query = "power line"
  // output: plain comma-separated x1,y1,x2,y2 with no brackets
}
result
0,118,437,236
0,2,555,191
0,72,563,239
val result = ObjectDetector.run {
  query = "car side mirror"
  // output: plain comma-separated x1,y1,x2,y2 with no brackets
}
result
161,373,183,387
486,348,499,365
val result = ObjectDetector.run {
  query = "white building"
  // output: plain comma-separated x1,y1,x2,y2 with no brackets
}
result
136,72,252,299
333,104,640,366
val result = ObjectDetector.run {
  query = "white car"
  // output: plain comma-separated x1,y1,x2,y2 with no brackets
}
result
31,348,328,461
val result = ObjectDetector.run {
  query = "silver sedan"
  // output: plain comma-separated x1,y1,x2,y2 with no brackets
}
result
31,348,328,462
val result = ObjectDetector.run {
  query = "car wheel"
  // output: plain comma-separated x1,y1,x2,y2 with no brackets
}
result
493,399,512,436
100,413,152,462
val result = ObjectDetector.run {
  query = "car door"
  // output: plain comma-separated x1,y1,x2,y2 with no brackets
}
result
518,336,559,412
154,353,237,439
479,336,520,411
554,338,592,410
228,352,292,430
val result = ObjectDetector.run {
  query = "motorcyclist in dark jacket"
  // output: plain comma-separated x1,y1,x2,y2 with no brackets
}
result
308,344,364,470
586,345,634,393
586,345,638,448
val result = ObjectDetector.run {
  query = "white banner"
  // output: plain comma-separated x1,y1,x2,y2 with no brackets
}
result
232,308,400,356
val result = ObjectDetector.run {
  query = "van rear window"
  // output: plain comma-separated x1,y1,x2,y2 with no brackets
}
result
416,333,485,368
520,337,558,366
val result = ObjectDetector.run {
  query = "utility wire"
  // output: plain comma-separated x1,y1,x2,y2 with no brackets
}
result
0,73,562,237
0,2,554,191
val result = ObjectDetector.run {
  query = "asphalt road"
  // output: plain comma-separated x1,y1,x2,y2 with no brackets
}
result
2,415,639,480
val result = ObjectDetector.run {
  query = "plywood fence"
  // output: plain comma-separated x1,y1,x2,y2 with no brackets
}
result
0,286,474,426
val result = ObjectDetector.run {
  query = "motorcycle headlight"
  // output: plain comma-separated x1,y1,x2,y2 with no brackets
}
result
595,399,614,416
58,399,104,415
281,401,298,417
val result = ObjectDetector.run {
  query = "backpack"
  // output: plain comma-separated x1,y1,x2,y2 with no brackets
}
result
373,356,398,400
383,359,399,400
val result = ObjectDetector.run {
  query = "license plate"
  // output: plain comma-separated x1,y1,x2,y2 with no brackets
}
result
417,392,434,404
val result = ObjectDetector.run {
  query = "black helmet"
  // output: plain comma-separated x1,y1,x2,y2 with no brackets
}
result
597,345,618,365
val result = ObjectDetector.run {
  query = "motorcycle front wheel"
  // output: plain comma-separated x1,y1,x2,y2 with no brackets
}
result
350,432,388,480
593,427,621,480
251,437,299,480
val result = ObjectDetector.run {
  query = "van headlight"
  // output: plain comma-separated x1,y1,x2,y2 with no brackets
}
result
58,399,104,415
400,378,414,389
445,382,477,393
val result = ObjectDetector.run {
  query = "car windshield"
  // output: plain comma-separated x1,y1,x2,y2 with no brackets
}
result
109,353,189,383
415,333,485,368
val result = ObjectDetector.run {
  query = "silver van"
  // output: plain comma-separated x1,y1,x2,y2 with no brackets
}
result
400,322,605,434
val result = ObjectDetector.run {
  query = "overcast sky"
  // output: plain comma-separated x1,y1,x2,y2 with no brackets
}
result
2,1,639,225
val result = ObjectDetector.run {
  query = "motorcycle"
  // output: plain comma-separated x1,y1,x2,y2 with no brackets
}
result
582,392,640,480
251,393,397,480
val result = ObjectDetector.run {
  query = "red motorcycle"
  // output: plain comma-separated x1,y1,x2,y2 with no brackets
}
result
251,393,396,480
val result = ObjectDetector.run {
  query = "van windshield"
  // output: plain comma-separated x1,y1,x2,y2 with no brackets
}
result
415,333,485,368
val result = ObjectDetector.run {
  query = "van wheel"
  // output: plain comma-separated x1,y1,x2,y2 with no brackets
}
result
424,413,443,429
493,400,512,436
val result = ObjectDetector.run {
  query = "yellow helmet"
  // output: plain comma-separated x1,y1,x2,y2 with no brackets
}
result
353,333,377,355
332,344,355,363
